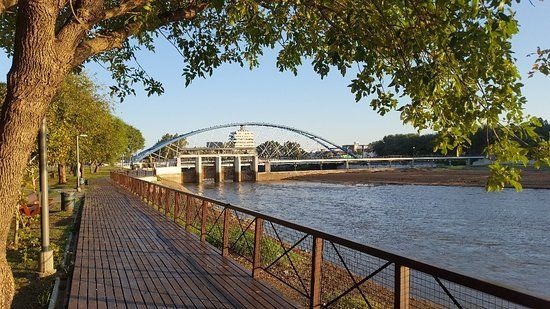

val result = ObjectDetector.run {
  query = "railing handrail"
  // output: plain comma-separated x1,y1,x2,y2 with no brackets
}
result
112,171,550,308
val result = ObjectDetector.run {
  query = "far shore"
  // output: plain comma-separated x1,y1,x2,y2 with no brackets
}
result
287,167,550,189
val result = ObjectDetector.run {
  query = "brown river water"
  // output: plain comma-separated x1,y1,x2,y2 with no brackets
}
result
182,181,550,298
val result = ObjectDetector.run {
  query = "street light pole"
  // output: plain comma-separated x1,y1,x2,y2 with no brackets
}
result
38,117,55,276
76,134,88,192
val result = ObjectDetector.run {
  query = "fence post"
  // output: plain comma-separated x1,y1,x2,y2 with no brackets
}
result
148,183,152,204
185,196,191,231
165,189,169,216
200,201,207,241
252,217,264,278
310,236,323,309
174,192,179,223
394,264,410,309
157,186,162,209
222,208,231,257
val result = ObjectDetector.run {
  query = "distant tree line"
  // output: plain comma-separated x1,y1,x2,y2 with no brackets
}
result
370,134,439,156
256,141,308,159
149,133,188,160
370,119,550,157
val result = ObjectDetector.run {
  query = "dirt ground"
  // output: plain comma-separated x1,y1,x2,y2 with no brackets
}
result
289,167,550,189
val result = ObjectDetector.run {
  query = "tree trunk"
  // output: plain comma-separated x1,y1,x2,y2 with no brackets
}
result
94,163,100,173
58,162,67,184
80,162,84,178
0,2,71,307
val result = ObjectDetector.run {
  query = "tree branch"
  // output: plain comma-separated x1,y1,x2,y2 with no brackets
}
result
103,0,151,20
71,22,142,66
71,2,209,67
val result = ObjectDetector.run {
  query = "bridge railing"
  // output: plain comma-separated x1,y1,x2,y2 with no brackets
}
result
110,171,549,308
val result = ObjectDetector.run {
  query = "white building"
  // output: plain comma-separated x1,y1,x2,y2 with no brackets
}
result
229,126,255,148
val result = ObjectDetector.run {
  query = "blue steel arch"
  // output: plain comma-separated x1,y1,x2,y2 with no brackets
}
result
131,122,357,162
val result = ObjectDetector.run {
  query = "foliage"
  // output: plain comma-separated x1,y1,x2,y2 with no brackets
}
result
47,73,145,167
370,118,550,162
101,0,547,190
202,222,302,267
7,185,78,308
46,74,109,167
370,134,440,156
84,0,547,189
15,218,40,265
257,140,308,159
124,123,146,158
151,133,188,160
2,75,145,180
528,47,550,77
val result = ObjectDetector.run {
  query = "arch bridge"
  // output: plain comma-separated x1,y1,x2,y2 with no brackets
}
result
131,122,356,163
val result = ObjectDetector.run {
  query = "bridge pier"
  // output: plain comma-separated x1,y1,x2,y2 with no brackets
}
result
195,156,203,184
215,156,223,183
251,156,258,181
234,156,242,182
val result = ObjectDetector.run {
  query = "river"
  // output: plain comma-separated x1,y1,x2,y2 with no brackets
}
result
183,181,550,298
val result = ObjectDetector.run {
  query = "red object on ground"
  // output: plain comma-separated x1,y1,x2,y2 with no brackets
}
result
19,193,40,217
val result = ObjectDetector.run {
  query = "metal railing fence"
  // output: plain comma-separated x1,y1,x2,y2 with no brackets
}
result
110,172,549,309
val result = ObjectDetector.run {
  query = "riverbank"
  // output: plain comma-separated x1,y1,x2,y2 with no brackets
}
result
288,167,550,189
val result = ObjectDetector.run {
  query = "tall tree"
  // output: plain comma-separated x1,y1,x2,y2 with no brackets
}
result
123,123,145,159
47,73,112,182
0,1,548,305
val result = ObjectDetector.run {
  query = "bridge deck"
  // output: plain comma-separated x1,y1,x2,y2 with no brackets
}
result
68,179,295,308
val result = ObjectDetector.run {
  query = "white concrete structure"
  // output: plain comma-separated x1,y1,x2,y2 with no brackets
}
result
215,156,223,182
234,156,242,182
230,125,255,148
195,156,203,183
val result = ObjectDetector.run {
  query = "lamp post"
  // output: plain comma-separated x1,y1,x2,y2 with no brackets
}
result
76,134,88,192
38,117,55,276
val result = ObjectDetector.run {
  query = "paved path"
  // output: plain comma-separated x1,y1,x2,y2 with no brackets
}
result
68,179,295,308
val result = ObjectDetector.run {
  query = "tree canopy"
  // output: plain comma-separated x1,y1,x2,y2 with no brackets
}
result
1,74,146,183
48,73,144,165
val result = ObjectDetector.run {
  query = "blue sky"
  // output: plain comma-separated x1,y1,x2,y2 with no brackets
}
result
1,2,549,148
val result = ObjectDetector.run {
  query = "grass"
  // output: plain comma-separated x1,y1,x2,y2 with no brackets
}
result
185,220,304,268
6,165,114,308
321,292,385,309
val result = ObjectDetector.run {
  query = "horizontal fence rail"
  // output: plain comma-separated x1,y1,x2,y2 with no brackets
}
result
110,172,549,309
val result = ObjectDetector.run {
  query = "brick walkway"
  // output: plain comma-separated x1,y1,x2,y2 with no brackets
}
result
68,179,295,308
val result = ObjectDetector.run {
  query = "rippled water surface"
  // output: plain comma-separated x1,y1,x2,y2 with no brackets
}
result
185,181,550,297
